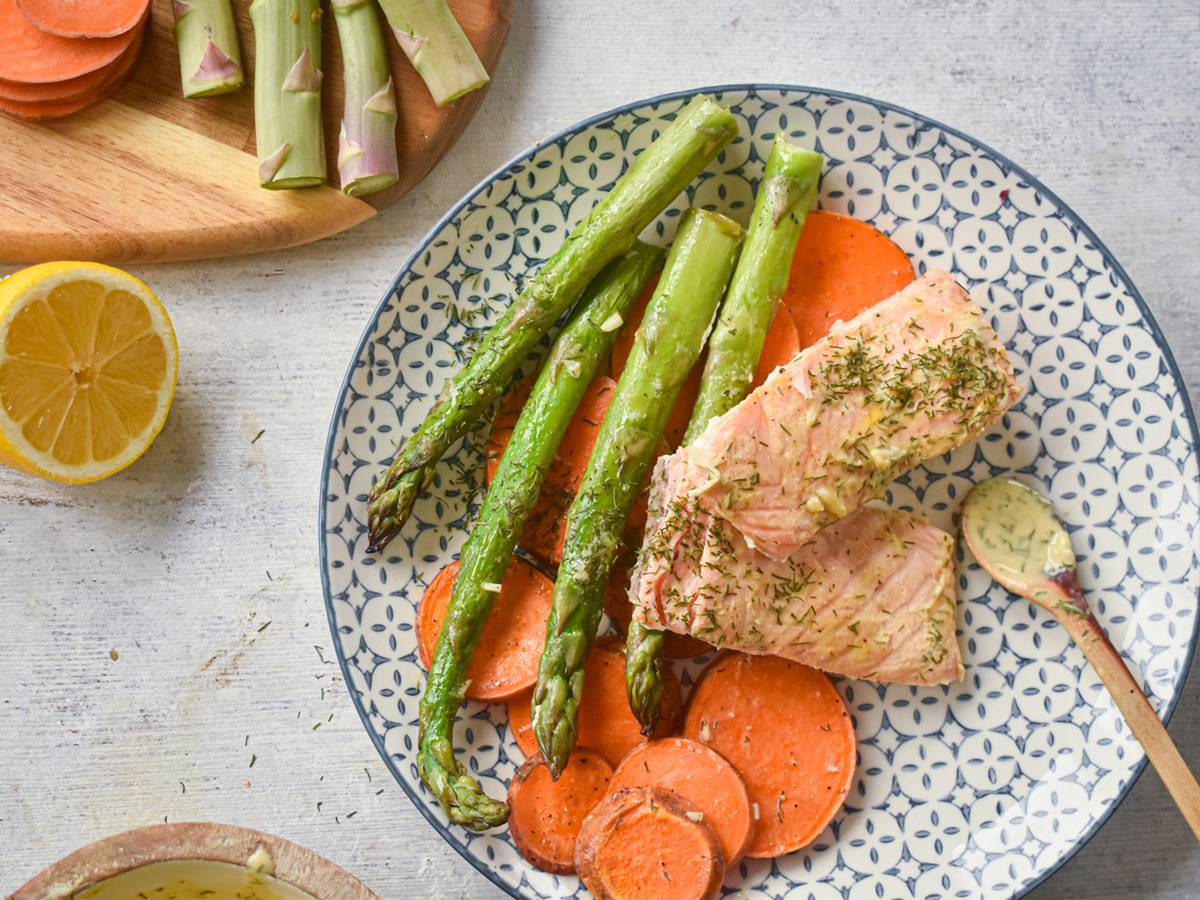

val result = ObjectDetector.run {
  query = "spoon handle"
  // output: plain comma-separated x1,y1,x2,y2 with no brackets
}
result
1055,608,1200,841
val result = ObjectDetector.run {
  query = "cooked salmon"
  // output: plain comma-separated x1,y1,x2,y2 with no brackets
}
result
630,457,962,684
676,269,1020,561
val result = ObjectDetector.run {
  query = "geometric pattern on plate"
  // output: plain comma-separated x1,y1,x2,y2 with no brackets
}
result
320,84,1200,899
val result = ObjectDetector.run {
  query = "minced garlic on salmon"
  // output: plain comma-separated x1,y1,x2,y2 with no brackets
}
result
675,269,1021,562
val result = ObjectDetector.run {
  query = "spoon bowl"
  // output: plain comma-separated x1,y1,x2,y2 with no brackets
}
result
961,476,1089,618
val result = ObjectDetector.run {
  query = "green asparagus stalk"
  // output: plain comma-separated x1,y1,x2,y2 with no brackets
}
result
367,95,739,552
685,139,823,441
332,0,399,196
417,245,664,830
532,209,745,779
250,0,325,189
172,0,244,98
625,139,824,730
376,0,489,107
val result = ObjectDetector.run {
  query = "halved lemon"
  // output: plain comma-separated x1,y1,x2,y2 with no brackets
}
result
0,262,178,484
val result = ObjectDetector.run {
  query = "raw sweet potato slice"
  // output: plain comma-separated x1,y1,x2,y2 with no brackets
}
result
0,23,143,120
0,0,144,83
0,49,124,103
15,0,149,39
575,785,725,899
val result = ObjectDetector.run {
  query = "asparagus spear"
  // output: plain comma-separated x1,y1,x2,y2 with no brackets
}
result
172,0,244,98
625,139,824,730
367,95,739,552
376,0,489,107
684,139,823,440
418,244,664,830
532,208,745,778
332,0,399,196
250,0,325,189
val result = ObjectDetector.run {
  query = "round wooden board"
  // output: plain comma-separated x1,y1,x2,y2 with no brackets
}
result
0,0,512,263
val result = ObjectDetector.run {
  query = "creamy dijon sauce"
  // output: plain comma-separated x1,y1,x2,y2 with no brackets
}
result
961,477,1076,596
74,859,317,900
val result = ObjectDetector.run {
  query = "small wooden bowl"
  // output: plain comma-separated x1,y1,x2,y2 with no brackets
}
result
9,822,377,899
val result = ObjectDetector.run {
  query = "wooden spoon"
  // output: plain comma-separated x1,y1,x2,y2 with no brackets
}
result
961,476,1200,841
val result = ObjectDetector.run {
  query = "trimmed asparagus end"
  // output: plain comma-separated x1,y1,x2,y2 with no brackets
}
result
262,175,327,190
251,0,326,190
174,0,245,99
333,0,399,197
184,38,244,97
378,0,490,107
338,126,397,197
763,141,823,225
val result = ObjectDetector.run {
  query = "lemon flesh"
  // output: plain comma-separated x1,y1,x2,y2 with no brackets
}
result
0,262,178,484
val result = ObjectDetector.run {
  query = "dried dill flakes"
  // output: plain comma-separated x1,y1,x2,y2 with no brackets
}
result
257,620,272,632
249,754,257,768
250,429,265,445
1056,600,1088,618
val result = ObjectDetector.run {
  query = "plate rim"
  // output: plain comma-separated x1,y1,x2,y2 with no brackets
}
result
318,82,1200,899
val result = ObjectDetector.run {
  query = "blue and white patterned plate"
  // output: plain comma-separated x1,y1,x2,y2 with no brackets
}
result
320,86,1199,899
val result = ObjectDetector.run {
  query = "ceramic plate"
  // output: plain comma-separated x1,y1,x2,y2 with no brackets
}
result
320,85,1199,898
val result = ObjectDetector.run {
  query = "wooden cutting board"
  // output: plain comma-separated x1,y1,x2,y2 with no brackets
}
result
0,0,512,264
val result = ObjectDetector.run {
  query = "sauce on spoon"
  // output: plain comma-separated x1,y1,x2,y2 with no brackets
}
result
960,476,1088,617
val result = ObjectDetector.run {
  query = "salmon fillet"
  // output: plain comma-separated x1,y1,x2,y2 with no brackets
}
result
631,457,962,684
677,269,1021,561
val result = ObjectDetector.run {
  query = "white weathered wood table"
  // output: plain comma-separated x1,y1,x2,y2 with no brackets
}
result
3,1,1197,897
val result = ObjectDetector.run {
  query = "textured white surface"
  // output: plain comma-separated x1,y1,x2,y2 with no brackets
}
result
2,1,1197,898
